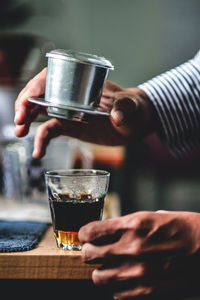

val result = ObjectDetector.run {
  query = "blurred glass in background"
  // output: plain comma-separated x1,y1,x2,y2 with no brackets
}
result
0,0,199,217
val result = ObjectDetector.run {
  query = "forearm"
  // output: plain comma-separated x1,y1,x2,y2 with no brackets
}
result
138,51,200,157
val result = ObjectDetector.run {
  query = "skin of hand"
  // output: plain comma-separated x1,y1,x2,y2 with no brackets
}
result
14,67,158,159
78,210,200,299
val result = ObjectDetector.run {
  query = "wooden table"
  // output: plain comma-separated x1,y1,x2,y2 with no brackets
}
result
0,226,97,280
0,226,114,299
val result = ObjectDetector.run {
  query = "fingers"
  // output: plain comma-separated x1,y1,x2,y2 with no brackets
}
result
99,95,114,112
92,260,161,286
14,68,47,136
78,218,121,243
99,80,123,113
14,105,45,137
81,243,115,264
92,263,154,299
101,84,143,140
93,258,155,284
112,285,154,300
111,94,137,126
102,80,123,97
91,258,174,299
32,118,63,159
109,95,137,141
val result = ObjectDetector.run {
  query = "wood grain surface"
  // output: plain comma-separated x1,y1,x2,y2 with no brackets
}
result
0,226,98,279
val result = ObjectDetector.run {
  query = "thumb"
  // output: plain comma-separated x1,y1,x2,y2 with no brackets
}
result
111,95,137,127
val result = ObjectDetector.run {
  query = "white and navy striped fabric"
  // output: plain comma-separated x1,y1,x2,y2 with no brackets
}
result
138,50,200,157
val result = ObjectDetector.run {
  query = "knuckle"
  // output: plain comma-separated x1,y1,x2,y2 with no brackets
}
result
80,220,100,242
81,243,92,262
26,77,44,96
135,263,147,277
133,212,155,235
27,83,41,96
81,243,103,264
131,241,142,256
78,225,91,243
131,212,149,229
15,92,27,110
132,217,144,231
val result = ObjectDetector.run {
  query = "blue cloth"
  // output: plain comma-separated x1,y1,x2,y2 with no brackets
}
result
0,220,48,252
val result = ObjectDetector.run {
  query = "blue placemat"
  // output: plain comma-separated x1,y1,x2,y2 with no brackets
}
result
0,220,49,252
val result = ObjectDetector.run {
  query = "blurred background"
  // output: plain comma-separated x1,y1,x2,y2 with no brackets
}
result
0,0,200,219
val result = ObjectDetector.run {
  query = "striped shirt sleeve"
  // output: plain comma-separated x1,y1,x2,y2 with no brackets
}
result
138,50,200,157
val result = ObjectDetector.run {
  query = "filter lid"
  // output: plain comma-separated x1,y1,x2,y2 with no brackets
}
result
46,49,114,69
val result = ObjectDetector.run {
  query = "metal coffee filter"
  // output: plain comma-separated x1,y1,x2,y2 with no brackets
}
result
29,49,114,122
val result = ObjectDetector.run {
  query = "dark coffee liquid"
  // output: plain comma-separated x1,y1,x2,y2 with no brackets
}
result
49,193,104,232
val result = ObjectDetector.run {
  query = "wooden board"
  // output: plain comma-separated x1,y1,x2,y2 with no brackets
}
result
0,226,98,279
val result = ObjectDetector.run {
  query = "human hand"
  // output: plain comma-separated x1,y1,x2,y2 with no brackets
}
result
14,68,48,138
14,68,156,159
78,210,200,299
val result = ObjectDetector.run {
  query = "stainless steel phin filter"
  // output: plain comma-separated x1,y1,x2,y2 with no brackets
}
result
29,49,114,121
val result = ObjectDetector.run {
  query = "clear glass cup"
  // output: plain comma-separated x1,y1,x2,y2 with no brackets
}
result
45,169,110,250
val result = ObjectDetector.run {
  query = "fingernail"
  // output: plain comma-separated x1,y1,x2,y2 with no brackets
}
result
112,109,124,126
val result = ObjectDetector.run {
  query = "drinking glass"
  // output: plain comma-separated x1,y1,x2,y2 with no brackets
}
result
45,169,110,250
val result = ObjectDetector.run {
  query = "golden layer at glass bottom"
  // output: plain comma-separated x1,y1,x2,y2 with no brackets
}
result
54,230,82,250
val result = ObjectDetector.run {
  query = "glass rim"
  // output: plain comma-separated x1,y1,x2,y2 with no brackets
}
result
44,169,110,178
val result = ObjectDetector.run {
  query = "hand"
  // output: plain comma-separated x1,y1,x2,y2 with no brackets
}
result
14,68,156,159
78,210,200,299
